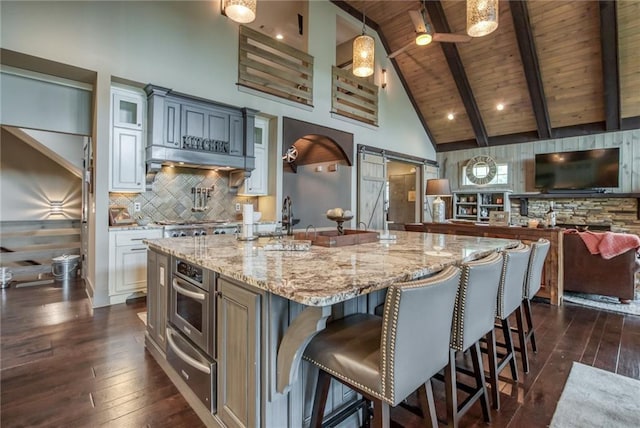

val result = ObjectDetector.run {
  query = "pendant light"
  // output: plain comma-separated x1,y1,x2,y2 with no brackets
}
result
223,0,257,24
466,0,499,37
352,8,374,78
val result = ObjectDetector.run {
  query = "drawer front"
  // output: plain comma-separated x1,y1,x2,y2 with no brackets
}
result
115,229,162,246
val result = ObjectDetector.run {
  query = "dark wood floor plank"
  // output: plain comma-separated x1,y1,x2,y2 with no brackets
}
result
2,278,639,428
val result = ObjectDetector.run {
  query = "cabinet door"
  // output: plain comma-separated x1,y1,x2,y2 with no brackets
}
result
164,100,181,147
217,278,260,428
181,104,208,139
239,117,268,196
228,114,243,155
112,90,143,130
148,251,169,352
114,245,148,294
208,109,230,150
147,250,158,341
111,127,144,191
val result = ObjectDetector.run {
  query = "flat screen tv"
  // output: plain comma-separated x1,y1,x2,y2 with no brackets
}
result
535,148,620,191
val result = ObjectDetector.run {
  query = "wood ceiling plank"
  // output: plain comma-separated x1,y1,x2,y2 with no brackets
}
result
426,0,488,146
440,0,537,139
528,0,604,129
617,0,640,119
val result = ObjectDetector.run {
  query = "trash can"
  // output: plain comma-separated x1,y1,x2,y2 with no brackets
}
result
52,254,80,283
0,267,12,289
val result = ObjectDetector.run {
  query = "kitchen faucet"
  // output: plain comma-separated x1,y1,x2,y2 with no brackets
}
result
282,196,294,235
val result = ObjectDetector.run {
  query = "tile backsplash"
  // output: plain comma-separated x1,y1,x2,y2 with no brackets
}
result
109,166,256,222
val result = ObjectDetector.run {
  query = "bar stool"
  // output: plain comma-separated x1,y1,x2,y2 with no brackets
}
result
486,243,531,410
446,252,503,428
517,238,551,373
303,266,461,428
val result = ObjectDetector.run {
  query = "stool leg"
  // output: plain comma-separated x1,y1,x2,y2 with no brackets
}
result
310,370,331,428
471,342,491,423
502,317,519,382
362,399,372,428
418,379,438,428
515,305,530,373
524,299,537,353
486,329,499,410
445,349,458,428
372,399,390,428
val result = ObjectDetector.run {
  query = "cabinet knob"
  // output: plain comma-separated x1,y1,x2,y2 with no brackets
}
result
216,291,223,298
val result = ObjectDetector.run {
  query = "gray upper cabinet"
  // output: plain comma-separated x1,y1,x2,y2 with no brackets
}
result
145,84,257,177
164,100,181,147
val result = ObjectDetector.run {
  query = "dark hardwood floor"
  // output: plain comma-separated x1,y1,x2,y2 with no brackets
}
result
1,279,639,427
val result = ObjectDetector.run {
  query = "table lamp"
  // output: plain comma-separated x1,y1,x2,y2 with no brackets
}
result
426,179,451,223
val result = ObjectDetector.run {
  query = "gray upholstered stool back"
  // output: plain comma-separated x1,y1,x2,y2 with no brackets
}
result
382,265,460,406
524,239,551,299
497,244,532,319
451,252,503,352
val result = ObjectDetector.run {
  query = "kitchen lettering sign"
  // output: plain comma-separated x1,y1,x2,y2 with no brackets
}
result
182,135,230,153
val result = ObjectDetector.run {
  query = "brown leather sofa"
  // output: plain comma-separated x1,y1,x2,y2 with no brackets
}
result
563,232,640,303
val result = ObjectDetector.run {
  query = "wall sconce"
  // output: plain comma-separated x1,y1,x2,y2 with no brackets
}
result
49,201,64,216
222,0,257,24
381,69,387,89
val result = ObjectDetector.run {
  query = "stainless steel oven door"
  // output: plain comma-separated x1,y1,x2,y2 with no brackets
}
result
166,327,216,415
169,275,213,356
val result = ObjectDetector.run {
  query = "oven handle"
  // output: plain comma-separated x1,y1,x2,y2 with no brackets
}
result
172,277,206,301
166,328,211,374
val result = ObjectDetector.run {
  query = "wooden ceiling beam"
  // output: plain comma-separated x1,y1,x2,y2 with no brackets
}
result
330,1,438,152
510,0,552,140
425,1,488,147
599,0,621,131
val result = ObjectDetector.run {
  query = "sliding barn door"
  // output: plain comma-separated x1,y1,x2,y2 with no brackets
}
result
358,152,386,230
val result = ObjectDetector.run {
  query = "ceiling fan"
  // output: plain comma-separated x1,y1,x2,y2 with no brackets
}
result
387,8,471,59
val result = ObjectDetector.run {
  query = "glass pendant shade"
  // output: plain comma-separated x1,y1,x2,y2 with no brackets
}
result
352,34,375,77
466,0,499,37
224,0,257,24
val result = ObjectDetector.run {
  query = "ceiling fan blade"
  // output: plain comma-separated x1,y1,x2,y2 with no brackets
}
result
408,9,427,33
388,40,415,59
433,33,472,43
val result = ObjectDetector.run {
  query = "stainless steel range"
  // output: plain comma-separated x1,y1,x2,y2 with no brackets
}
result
160,221,239,238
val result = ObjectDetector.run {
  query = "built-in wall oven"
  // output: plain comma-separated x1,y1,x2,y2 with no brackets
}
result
167,258,216,414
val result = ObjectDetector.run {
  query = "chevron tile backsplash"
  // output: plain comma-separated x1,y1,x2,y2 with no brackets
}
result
110,166,256,222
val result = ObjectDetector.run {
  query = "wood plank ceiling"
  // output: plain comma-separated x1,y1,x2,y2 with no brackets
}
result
332,0,639,152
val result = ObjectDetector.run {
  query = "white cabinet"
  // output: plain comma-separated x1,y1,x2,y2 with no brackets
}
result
108,228,162,305
110,87,146,192
453,190,511,222
239,117,268,196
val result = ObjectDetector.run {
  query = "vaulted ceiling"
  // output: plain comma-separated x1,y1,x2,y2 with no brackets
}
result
332,0,640,152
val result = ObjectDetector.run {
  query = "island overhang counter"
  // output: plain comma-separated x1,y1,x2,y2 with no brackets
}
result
144,231,519,428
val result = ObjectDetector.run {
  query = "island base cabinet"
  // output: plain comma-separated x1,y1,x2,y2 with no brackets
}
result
147,250,168,354
217,277,261,428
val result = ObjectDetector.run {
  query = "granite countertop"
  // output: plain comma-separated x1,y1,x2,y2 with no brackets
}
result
145,231,519,306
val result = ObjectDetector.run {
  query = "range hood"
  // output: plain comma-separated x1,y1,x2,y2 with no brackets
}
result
145,85,257,187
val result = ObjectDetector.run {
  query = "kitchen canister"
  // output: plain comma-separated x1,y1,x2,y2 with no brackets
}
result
52,254,81,283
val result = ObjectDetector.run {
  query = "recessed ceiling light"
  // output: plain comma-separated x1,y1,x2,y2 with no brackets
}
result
447,113,455,120
276,34,284,40
496,103,505,111
178,161,185,165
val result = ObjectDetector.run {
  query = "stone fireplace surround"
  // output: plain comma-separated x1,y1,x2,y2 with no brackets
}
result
509,195,640,236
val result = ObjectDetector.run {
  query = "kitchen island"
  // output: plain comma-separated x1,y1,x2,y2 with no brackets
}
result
144,231,519,428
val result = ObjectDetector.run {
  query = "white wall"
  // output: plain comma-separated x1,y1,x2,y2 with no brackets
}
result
0,129,82,220
0,0,434,306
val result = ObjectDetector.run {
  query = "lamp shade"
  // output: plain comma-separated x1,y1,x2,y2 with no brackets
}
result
224,0,257,24
467,0,499,37
352,34,375,77
425,179,451,196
